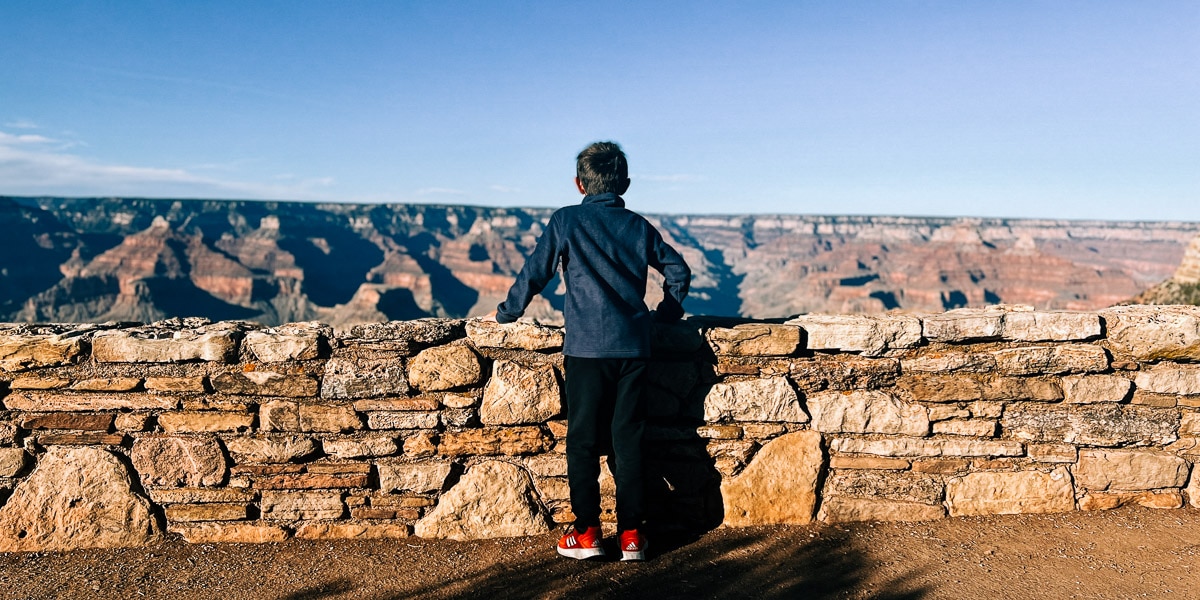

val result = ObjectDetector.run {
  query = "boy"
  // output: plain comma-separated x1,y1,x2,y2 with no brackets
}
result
492,141,690,561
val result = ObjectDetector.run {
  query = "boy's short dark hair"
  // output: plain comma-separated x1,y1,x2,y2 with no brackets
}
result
576,141,629,195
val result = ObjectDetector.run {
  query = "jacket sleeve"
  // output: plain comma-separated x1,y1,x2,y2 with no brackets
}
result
648,226,691,323
495,214,561,323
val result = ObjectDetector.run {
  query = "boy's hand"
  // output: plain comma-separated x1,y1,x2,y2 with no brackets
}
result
478,310,498,323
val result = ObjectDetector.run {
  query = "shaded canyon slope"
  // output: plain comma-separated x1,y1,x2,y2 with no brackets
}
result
1128,231,1200,306
3,196,1197,327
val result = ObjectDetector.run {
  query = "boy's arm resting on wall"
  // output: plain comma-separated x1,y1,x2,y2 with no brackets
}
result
649,228,691,323
495,216,561,323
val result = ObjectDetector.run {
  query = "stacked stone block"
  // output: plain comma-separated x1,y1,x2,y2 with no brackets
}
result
0,304,1197,551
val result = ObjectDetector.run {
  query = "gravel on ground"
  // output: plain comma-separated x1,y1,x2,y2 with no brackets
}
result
2,506,1198,600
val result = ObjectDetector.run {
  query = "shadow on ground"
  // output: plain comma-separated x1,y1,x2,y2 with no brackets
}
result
282,527,927,600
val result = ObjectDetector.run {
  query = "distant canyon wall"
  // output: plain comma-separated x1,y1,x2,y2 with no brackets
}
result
2,305,1200,551
1132,232,1200,306
3,196,1198,328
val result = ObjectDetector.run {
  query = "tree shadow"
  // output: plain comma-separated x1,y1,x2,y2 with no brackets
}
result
378,528,928,600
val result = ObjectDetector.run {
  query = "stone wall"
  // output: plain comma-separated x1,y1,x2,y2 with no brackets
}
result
1,306,1199,551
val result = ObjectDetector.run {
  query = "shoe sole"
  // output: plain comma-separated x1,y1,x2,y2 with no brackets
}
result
620,541,648,562
557,546,605,560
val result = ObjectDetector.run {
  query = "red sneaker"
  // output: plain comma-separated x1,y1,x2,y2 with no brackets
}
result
618,529,648,561
557,526,605,560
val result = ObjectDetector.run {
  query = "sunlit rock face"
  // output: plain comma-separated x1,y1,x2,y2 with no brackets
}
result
1130,233,1200,306
3,196,1197,327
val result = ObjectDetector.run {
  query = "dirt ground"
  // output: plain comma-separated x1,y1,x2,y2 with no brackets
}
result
2,506,1198,600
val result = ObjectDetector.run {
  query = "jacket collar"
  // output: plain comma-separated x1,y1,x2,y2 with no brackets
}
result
581,193,624,208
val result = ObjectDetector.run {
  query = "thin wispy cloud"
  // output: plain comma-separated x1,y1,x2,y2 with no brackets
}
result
0,131,56,145
3,119,39,130
489,184,522,193
43,58,326,108
0,129,335,200
273,173,335,187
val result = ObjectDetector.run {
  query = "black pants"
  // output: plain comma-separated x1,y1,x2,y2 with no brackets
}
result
564,356,647,532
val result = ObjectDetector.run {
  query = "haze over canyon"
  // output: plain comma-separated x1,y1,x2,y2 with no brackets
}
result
3,196,1197,329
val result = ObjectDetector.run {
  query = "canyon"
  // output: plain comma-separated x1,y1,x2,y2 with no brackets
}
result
3,196,1198,328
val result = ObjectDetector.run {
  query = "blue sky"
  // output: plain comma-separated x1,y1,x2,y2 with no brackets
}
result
1,1,1196,220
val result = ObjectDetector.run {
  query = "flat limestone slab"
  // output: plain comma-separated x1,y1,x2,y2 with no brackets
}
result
414,460,550,541
947,468,1075,517
722,430,822,526
0,447,159,551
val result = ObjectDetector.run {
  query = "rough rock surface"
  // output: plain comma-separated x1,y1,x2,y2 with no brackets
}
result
818,498,946,522
407,345,483,391
1175,233,1200,283
294,522,410,540
465,320,563,351
706,324,801,356
480,361,561,425
3,391,177,411
1062,374,1133,403
1079,490,1183,511
1001,404,1179,447
1001,310,1102,342
211,371,319,397
261,491,345,520
786,314,921,356
244,325,326,362
1189,468,1200,508
157,411,254,433
170,522,287,544
1134,365,1200,396
321,358,408,399
807,390,929,436
1100,305,1200,362
91,329,238,363
0,448,28,477
989,345,1109,375
721,430,823,526
0,334,85,372
349,319,465,351
377,461,453,494
131,436,227,487
902,350,996,373
790,355,900,391
413,460,550,540
8,302,1200,546
1073,450,1189,491
437,427,548,456
826,470,944,505
0,447,158,551
260,401,363,433
831,437,1023,458
946,468,1075,517
922,309,1005,342
223,436,317,463
322,436,399,460
704,377,807,423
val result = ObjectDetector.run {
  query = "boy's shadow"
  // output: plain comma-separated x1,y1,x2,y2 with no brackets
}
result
639,318,729,555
